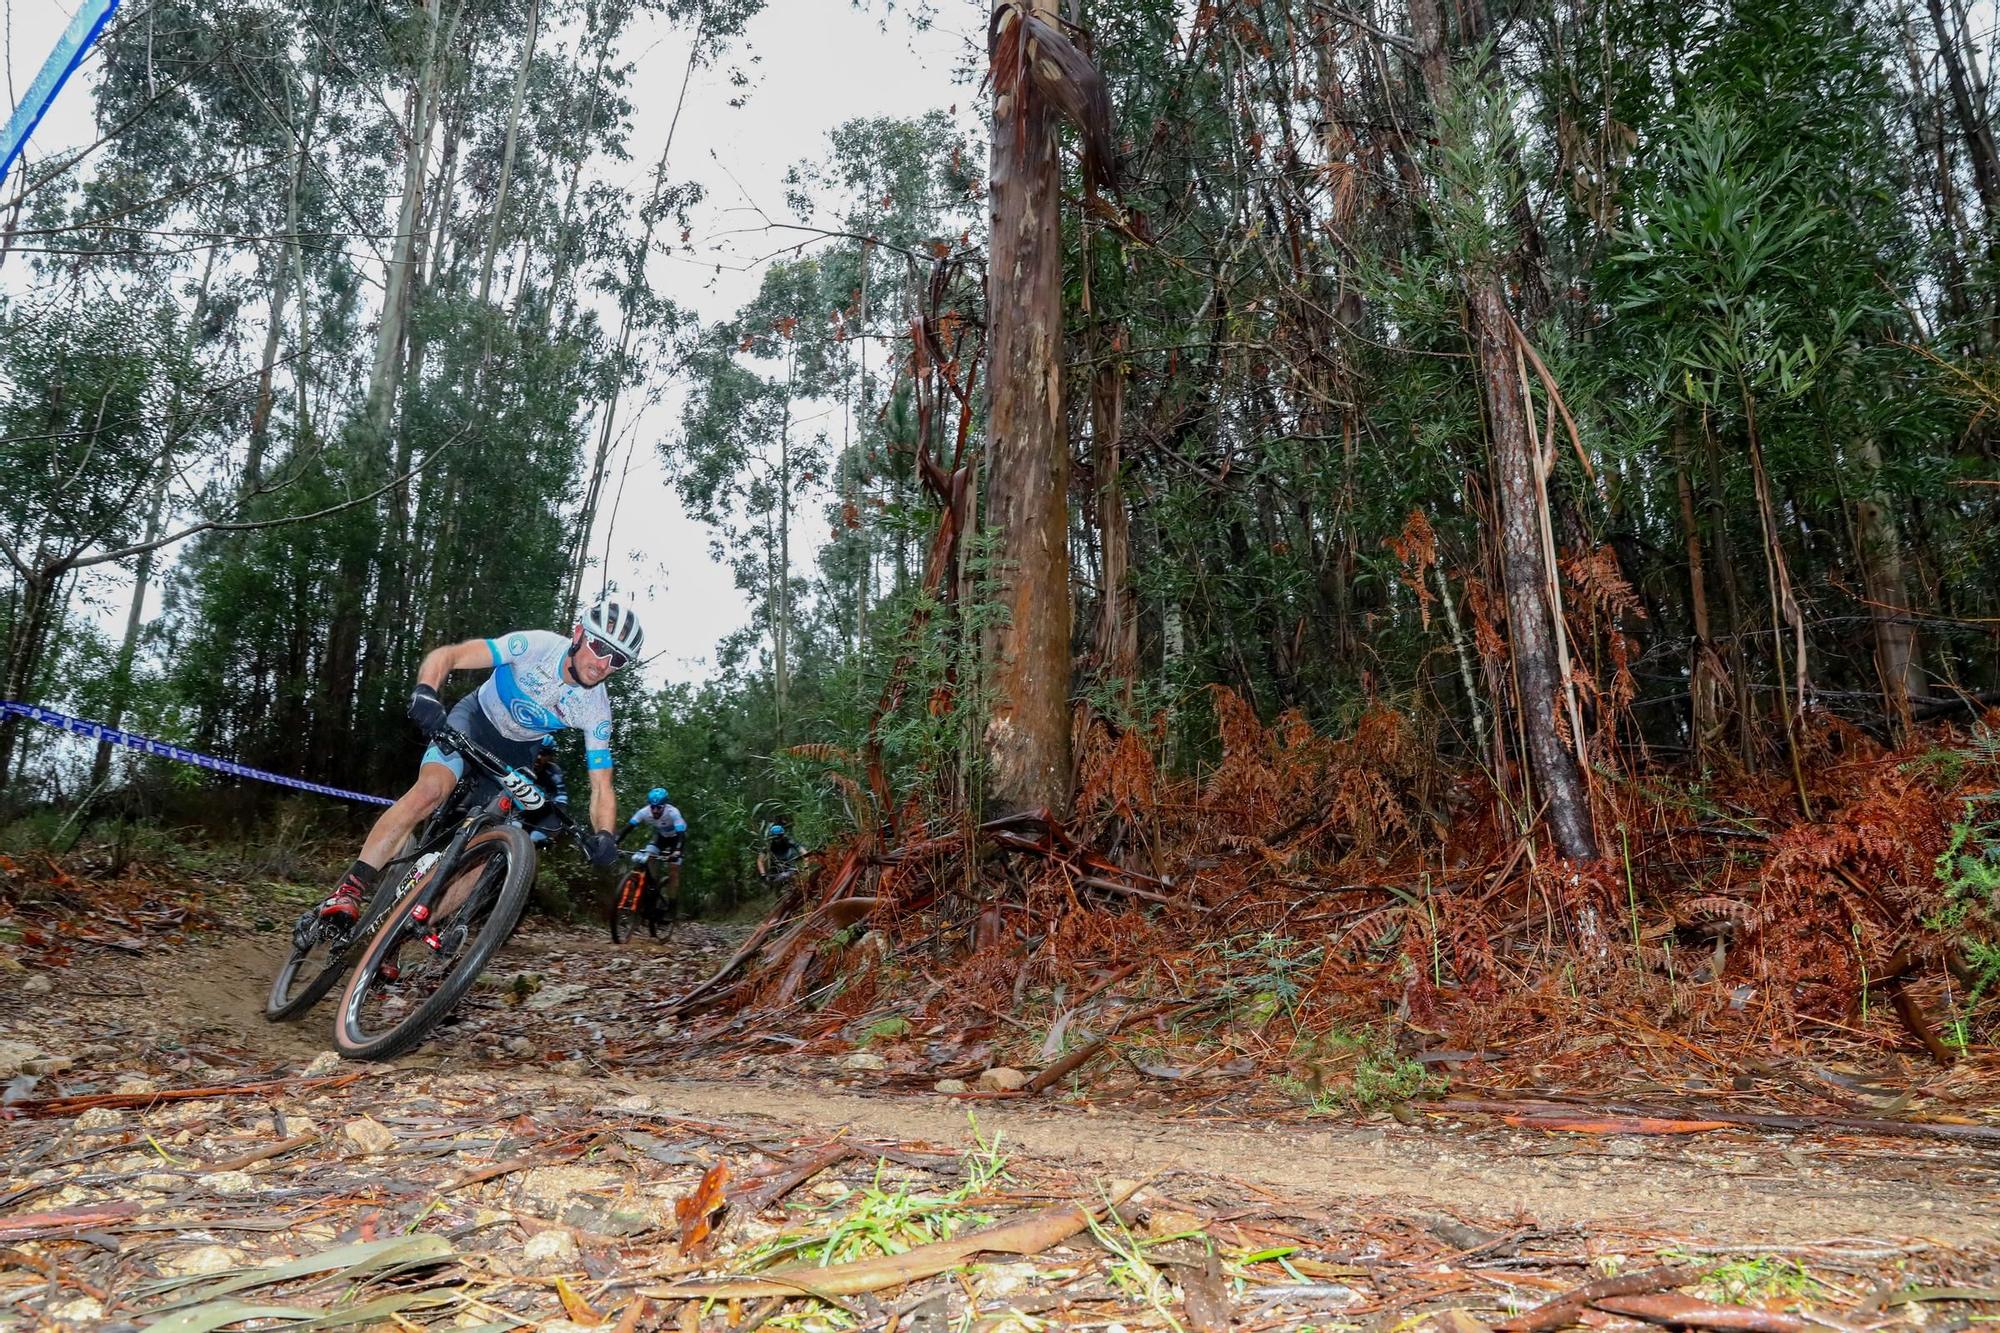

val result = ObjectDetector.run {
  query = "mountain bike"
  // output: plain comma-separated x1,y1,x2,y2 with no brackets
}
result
323,728,583,1060
610,845,678,944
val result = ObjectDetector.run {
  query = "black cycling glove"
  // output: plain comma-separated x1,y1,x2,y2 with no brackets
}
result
408,684,448,737
584,829,619,868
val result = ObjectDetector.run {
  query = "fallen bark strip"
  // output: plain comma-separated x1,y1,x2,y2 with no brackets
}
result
0,1201,143,1238
9,1071,372,1118
1595,1294,1812,1333
203,1131,322,1173
648,1179,1141,1300
1437,1100,2000,1145
1496,1114,1734,1135
1495,1265,1697,1333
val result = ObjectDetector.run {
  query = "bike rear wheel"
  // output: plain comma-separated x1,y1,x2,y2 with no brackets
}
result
265,878,404,1021
333,826,536,1061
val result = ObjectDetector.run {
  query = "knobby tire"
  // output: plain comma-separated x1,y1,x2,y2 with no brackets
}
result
264,879,401,1022
333,825,536,1061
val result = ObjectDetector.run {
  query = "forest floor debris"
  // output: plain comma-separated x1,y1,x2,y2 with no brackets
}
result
0,870,1997,1330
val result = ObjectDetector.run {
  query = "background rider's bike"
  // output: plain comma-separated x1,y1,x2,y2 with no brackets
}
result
329,727,584,1060
610,848,676,944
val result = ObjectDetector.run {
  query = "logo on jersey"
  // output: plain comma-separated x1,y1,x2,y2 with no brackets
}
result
593,720,612,741
508,698,556,732
506,633,529,657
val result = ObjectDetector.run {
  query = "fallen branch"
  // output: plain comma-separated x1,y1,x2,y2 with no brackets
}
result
649,1179,1141,1299
735,1141,856,1217
0,1201,143,1239
1594,1293,1812,1333
9,1071,372,1118
1437,1100,2000,1145
1496,1265,1698,1333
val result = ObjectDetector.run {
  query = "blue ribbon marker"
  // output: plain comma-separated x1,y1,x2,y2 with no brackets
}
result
1,0,124,187
1,701,393,806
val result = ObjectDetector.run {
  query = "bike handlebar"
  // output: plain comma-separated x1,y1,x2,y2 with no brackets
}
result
432,727,583,844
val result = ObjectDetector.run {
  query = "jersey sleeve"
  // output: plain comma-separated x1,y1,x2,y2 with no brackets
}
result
580,688,613,770
485,630,541,668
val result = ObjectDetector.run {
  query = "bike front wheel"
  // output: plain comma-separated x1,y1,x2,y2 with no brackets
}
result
333,825,536,1061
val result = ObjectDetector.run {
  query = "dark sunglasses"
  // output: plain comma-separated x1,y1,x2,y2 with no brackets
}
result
579,636,632,671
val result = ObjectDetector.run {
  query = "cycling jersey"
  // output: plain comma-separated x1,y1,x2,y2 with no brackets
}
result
474,630,614,770
627,802,686,846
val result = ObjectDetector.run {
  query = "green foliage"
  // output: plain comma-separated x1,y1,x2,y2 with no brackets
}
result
1277,1027,1439,1114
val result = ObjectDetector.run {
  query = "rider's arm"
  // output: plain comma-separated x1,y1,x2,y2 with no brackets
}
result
588,767,617,836
416,639,496,690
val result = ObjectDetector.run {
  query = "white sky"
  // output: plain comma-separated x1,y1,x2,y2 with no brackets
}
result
3,0,985,689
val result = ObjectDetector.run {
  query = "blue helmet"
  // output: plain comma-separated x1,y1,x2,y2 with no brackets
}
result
768,824,785,837
540,735,558,751
648,786,668,804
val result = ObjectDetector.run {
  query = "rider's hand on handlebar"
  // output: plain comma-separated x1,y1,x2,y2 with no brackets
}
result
583,829,619,868
408,684,448,737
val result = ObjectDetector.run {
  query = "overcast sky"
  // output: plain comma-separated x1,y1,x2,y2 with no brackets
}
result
3,0,984,688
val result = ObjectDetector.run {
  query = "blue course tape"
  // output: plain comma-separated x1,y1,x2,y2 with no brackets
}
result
0,0,123,186
1,701,393,806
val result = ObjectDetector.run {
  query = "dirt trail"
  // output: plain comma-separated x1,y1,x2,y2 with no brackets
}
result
108,925,2000,1252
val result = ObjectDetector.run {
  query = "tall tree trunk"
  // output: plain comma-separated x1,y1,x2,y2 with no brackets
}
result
1852,431,1923,741
1409,0,1596,861
1928,0,2000,223
246,63,320,496
982,0,1074,816
364,0,454,440
1675,440,1723,763
563,29,703,615
323,0,454,776
90,477,169,788
1089,335,1136,693
479,0,540,312
775,344,794,743
0,561,53,785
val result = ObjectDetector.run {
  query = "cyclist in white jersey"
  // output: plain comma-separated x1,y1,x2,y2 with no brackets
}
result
316,598,644,921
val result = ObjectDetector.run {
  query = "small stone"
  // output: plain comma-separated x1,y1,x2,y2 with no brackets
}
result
934,1078,969,1094
23,1055,73,1075
74,1107,123,1131
343,1117,399,1156
138,1173,180,1190
303,1051,342,1078
520,1165,620,1210
1607,1140,1644,1159
976,1262,1042,1300
21,973,53,996
524,982,587,1011
113,1076,158,1096
843,1051,889,1072
163,1244,244,1276
521,1228,580,1270
977,1066,1029,1093
607,1093,654,1114
0,1040,44,1077
503,1036,538,1059
206,1171,257,1195
46,1296,104,1324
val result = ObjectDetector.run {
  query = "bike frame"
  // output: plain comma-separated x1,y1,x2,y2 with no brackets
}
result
396,728,580,946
